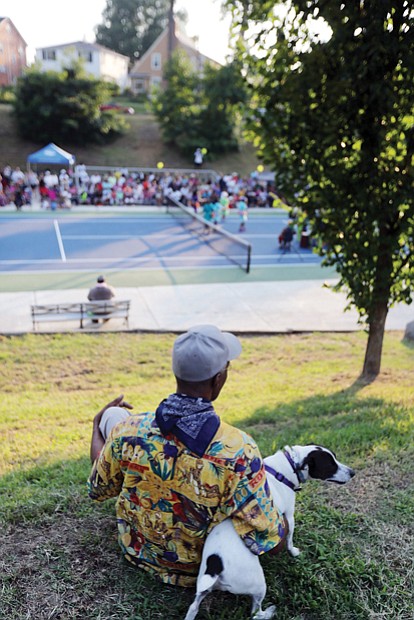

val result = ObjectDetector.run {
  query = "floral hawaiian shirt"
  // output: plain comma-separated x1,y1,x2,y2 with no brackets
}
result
88,411,285,587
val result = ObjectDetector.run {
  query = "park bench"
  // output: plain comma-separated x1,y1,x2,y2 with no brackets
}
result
31,302,84,330
31,300,130,330
84,300,130,326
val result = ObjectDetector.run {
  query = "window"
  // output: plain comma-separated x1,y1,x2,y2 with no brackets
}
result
42,49,56,61
150,76,162,87
134,79,145,93
151,52,161,70
79,51,93,62
0,65,6,73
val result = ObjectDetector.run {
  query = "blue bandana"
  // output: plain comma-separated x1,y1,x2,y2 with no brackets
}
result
155,393,220,457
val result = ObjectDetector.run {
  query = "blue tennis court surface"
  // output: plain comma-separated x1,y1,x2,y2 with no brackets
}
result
0,211,321,273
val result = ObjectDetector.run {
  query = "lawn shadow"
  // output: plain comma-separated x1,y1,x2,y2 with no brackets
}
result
235,387,408,461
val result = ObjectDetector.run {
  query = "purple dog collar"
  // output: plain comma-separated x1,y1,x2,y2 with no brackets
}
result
283,448,306,484
264,463,297,491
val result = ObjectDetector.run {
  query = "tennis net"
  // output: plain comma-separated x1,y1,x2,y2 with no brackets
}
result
166,198,251,273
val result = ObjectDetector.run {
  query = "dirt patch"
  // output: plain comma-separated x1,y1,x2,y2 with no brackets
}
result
319,458,414,518
1,513,132,619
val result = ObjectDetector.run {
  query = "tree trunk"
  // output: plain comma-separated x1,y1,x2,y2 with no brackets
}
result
168,0,176,60
361,301,389,382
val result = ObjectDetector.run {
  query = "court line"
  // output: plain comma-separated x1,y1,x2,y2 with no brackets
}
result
60,234,190,240
54,220,67,262
0,264,261,274
60,233,281,240
0,259,68,264
0,216,176,223
0,214,286,222
0,264,320,275
0,255,240,264
0,254,319,265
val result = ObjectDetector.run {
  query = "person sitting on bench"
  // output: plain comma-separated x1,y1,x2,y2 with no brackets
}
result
87,275,116,323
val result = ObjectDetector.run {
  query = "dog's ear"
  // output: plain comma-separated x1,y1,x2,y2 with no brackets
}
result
301,449,338,480
301,452,315,470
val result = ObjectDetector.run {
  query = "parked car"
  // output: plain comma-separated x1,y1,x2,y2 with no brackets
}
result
99,103,135,115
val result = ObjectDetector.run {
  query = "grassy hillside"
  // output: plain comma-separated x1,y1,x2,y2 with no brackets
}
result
0,331,413,620
0,103,261,176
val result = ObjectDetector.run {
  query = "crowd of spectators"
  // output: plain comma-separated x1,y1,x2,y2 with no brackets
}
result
0,163,318,251
0,164,287,213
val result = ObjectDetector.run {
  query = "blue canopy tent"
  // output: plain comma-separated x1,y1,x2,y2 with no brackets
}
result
27,143,75,169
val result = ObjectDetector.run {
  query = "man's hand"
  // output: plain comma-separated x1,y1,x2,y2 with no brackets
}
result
90,394,133,463
93,394,133,428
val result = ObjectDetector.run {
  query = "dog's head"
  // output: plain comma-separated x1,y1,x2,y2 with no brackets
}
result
292,445,355,484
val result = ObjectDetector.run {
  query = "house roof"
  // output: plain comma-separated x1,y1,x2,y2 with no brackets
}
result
0,16,28,47
36,40,129,61
129,21,220,77
176,30,220,66
129,29,168,76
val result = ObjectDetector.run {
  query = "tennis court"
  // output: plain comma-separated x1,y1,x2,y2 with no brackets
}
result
0,208,321,275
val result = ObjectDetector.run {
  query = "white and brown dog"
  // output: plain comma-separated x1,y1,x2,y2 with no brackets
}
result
184,445,355,620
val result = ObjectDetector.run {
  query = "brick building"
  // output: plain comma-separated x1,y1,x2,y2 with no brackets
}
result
0,17,27,86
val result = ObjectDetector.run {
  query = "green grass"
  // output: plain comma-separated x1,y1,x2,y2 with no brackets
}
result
0,102,260,175
0,331,413,619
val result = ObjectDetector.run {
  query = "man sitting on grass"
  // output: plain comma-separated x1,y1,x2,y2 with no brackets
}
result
88,325,287,587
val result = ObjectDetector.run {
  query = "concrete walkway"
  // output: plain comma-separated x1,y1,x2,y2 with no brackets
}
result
2,279,412,335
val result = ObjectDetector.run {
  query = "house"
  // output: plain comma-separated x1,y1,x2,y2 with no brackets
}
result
0,17,27,86
129,21,220,95
35,41,130,90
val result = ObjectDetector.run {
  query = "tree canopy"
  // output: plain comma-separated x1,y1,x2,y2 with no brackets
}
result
95,0,186,64
152,51,247,157
227,0,414,380
13,65,126,145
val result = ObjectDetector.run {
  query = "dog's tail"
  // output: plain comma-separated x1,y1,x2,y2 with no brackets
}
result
198,553,223,591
